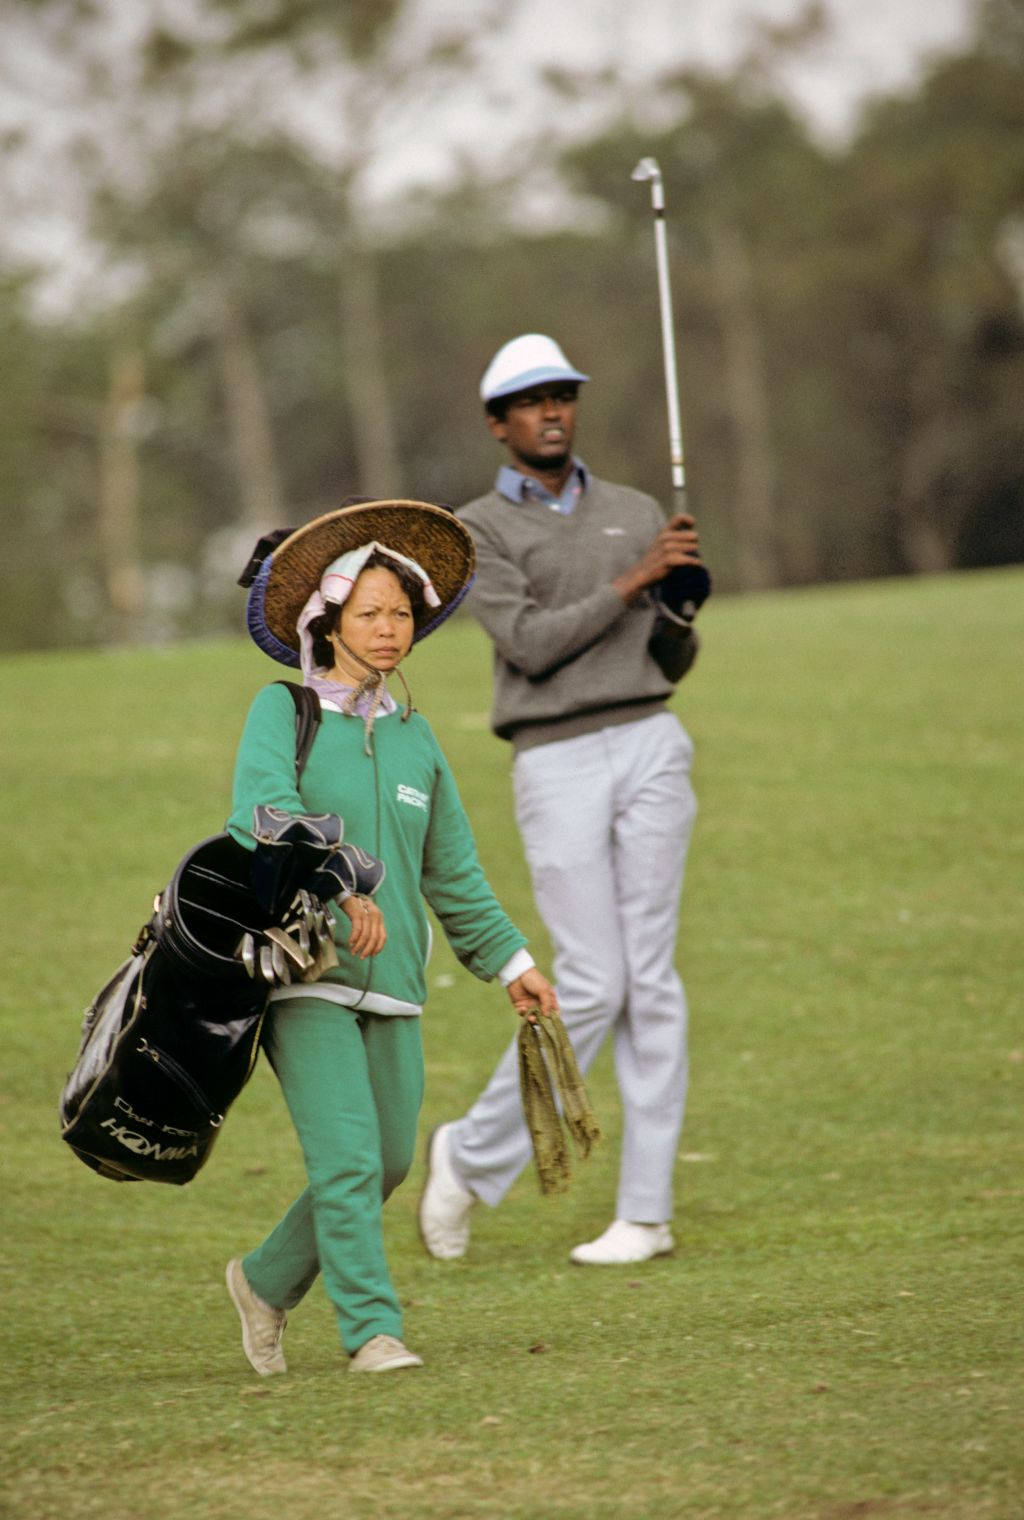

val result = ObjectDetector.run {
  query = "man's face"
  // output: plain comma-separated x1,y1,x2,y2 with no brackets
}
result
487,383,579,474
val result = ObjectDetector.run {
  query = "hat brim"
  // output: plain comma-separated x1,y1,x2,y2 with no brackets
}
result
247,500,476,667
483,366,589,403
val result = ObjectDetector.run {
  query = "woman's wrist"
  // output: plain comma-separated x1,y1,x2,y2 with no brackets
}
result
498,947,535,986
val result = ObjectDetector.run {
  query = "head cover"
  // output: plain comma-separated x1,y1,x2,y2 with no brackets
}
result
479,334,589,404
241,499,475,668
296,541,440,676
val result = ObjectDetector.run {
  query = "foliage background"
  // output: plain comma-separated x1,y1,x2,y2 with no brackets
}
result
2,0,1023,654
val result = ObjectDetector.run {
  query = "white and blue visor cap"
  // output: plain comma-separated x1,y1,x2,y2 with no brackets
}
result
480,333,589,403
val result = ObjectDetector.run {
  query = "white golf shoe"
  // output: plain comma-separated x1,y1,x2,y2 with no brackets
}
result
417,1122,476,1260
226,1258,287,1375
569,1219,675,1265
349,1334,424,1372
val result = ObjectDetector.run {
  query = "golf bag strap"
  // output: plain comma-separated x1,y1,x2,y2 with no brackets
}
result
275,682,322,783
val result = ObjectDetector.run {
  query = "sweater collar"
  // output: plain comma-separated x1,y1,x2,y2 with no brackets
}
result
496,458,588,515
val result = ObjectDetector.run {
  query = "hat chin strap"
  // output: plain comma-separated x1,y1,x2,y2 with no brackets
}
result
332,634,413,753
333,633,379,682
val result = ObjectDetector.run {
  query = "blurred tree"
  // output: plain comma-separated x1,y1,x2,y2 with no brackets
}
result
89,134,313,533
2,0,1022,652
99,347,146,640
136,0,510,501
842,0,1024,572
558,79,836,590
546,0,1024,588
0,269,118,651
2,0,514,640
193,0,403,496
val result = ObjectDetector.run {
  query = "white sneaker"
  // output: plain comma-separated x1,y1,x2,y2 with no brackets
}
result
569,1219,675,1266
417,1122,476,1260
225,1258,287,1375
349,1334,424,1372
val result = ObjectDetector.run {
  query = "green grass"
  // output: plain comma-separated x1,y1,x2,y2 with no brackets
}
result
2,568,1022,1520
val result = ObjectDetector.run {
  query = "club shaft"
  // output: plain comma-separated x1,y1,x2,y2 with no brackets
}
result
651,207,686,505
635,159,687,512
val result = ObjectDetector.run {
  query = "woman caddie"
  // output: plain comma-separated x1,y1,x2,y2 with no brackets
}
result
226,499,557,1375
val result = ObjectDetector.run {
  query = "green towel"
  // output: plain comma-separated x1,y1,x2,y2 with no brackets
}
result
517,1015,602,1196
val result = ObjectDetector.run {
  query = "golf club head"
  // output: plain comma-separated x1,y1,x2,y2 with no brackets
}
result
631,156,662,185
311,928,339,979
268,941,287,982
266,925,314,973
235,933,256,978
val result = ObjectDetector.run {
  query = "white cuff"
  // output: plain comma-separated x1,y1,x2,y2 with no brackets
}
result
498,947,535,986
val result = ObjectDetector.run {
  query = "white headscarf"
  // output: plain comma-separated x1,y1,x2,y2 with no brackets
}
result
295,541,441,677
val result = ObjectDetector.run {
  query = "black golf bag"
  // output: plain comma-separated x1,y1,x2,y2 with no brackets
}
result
59,806,384,1186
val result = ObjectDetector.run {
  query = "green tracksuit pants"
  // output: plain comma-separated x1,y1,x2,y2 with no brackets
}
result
242,996,424,1355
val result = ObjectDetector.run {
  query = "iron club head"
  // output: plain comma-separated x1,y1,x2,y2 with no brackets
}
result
269,941,288,982
631,156,662,185
266,925,314,972
235,933,257,978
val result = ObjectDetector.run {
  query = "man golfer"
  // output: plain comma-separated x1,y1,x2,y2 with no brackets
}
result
419,333,705,1265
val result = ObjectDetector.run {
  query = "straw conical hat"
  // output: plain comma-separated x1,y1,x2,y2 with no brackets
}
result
243,499,476,667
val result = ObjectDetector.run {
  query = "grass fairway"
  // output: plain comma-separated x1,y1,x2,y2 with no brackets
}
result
2,567,1021,1520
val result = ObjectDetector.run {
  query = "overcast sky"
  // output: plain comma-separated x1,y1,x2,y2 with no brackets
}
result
0,0,978,312
346,0,979,227
385,0,977,172
703,0,976,134
469,0,975,123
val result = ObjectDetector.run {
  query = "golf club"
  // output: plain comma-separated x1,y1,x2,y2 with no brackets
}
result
632,155,711,617
236,932,256,978
266,924,314,973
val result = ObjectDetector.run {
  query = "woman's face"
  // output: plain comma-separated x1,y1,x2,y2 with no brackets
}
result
329,566,415,678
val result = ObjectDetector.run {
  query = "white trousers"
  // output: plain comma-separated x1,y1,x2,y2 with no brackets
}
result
450,710,697,1223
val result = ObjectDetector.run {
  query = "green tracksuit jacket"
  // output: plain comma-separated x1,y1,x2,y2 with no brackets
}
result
227,682,526,1015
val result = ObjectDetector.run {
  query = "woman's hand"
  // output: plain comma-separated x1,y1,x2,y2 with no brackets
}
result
506,968,559,1023
338,894,387,959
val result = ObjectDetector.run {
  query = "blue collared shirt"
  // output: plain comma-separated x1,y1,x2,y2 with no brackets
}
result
496,459,589,516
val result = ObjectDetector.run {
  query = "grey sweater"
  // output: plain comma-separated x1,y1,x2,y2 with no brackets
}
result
457,476,699,751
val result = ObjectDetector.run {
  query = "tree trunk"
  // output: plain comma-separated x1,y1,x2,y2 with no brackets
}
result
99,348,145,642
216,289,285,530
338,244,403,496
706,212,783,589
895,413,956,574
